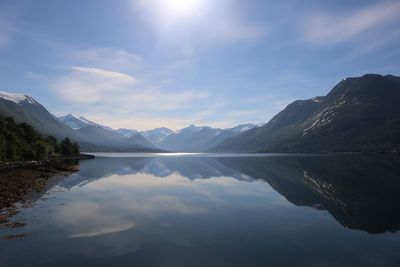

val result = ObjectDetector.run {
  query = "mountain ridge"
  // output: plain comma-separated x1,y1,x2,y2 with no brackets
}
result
211,74,400,153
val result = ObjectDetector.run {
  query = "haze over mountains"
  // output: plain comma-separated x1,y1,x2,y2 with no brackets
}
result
1,73,399,153
58,114,258,152
0,91,258,152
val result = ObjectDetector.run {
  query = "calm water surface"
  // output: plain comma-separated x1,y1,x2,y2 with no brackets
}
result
1,154,400,267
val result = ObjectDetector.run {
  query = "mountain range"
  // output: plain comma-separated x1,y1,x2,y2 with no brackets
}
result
157,124,257,152
58,114,258,152
1,73,399,153
0,91,258,152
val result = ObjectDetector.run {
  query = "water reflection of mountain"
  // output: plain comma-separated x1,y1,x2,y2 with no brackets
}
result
58,157,253,189
219,155,400,234
59,155,400,234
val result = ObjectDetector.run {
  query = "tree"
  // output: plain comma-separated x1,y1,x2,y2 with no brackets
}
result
61,137,72,156
20,122,38,144
22,147,35,160
60,137,79,156
0,134,5,161
72,142,80,156
0,116,79,163
34,141,48,160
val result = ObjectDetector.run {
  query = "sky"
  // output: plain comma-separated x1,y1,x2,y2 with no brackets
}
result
0,0,399,131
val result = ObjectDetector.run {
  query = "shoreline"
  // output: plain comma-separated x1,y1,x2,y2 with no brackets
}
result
0,153,94,170
0,154,94,211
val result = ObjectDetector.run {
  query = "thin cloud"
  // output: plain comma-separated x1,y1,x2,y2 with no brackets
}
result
71,47,142,72
52,65,213,130
71,66,136,83
301,1,400,46
54,66,137,104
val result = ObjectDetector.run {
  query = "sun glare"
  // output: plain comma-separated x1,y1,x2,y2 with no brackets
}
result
136,0,210,32
168,0,201,12
164,0,205,18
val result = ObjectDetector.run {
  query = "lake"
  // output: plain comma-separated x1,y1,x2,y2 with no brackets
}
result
1,153,400,267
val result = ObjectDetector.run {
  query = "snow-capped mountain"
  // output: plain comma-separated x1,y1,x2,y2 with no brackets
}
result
0,91,38,105
0,91,79,140
175,125,209,135
229,123,258,133
141,127,173,144
58,114,113,131
57,115,158,151
115,128,138,138
155,123,259,152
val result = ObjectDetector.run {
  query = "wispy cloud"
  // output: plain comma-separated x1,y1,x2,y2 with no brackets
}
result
52,64,214,130
54,65,209,109
55,66,137,103
301,1,400,46
70,47,142,72
71,66,136,82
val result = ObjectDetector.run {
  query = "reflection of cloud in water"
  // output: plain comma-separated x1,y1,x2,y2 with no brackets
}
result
70,223,134,238
53,202,134,239
53,172,273,243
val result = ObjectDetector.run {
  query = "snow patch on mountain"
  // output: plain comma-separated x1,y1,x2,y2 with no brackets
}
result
58,114,114,131
230,123,258,133
175,125,206,134
115,128,138,138
0,91,38,104
141,127,173,144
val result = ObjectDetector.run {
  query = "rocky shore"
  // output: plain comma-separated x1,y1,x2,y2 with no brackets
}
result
0,154,94,210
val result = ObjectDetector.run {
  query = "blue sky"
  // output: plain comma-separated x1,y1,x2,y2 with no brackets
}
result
0,0,399,130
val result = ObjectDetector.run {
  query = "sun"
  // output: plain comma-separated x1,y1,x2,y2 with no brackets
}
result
166,0,202,13
163,0,206,19
135,0,210,32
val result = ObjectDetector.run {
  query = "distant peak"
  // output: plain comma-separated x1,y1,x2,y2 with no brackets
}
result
78,116,93,123
231,123,258,132
62,113,77,119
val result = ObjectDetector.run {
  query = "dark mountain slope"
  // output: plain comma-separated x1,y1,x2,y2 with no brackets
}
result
212,74,400,153
386,74,400,85
0,93,79,140
211,97,324,152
